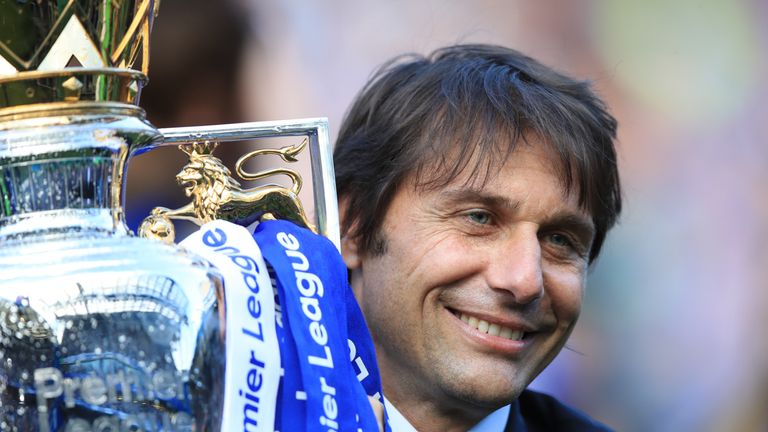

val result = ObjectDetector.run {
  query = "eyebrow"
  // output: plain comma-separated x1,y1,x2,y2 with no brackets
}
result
438,188,520,211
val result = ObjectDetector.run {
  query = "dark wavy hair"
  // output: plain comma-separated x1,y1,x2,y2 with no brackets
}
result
334,44,621,263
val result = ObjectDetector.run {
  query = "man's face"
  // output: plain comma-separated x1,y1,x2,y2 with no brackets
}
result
344,142,595,421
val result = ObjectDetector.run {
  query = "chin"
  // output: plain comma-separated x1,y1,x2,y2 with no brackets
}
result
442,372,527,410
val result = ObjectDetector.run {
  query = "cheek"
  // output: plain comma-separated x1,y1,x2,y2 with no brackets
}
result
384,230,482,295
416,234,489,282
358,258,423,355
543,269,585,322
361,235,481,323
359,254,413,319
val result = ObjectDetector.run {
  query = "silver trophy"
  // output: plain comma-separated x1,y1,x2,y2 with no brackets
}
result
0,1,337,430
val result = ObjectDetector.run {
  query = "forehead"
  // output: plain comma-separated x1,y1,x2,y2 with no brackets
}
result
416,133,570,193
409,140,592,220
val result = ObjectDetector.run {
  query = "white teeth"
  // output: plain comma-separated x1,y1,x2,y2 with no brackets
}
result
468,316,479,328
478,320,489,333
458,313,524,341
487,323,500,336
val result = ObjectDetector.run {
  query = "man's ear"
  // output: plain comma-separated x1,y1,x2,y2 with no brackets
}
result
339,196,366,301
338,196,362,270
341,235,362,269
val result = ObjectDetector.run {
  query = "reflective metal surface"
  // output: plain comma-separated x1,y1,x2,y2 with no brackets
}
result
0,2,229,427
0,106,226,430
0,237,224,430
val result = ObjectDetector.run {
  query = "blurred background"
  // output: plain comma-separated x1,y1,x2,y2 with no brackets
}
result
127,0,768,430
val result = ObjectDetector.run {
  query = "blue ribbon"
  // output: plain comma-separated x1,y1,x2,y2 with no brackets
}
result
254,220,383,431
269,263,306,431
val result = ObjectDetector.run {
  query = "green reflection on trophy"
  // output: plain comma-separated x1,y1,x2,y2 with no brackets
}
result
0,0,154,107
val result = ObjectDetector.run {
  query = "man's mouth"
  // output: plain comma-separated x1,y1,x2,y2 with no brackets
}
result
456,312,524,341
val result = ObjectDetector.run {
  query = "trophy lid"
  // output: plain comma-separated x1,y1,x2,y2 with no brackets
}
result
0,0,159,110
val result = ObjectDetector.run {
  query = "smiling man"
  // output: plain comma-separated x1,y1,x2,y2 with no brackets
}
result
334,44,621,431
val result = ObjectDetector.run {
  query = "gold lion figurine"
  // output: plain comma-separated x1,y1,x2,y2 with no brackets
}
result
139,140,316,243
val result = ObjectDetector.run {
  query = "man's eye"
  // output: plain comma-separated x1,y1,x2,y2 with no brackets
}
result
548,233,572,248
466,211,492,225
544,232,588,260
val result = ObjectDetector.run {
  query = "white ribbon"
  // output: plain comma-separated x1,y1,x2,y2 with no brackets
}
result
181,220,281,431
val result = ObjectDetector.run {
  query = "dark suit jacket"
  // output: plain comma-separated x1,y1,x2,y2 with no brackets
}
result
504,390,613,431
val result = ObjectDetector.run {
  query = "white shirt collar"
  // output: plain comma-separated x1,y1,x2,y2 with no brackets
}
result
384,397,511,431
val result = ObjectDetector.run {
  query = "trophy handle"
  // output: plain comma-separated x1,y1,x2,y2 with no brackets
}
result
135,118,340,250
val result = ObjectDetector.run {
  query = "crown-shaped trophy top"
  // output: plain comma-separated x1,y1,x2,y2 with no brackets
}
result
0,0,159,111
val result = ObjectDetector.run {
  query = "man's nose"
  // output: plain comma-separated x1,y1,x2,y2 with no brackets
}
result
486,227,544,304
